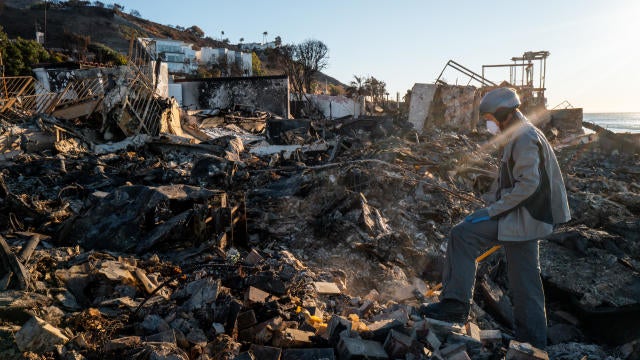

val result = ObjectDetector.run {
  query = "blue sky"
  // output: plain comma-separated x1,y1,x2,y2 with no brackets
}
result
105,0,639,112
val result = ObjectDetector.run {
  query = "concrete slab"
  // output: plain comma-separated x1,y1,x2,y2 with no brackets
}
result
314,281,341,295
337,337,388,360
282,348,335,360
15,316,69,353
506,340,549,360
408,83,437,134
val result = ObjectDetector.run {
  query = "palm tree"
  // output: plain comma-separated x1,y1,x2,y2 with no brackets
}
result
221,30,225,41
239,37,244,44
262,31,268,44
346,75,365,98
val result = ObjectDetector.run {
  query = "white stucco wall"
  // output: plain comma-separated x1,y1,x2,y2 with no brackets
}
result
168,84,183,105
150,61,169,98
200,47,224,64
408,83,438,133
242,52,253,76
307,94,362,119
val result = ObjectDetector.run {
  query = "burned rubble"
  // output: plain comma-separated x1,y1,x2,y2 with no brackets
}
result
1,65,639,360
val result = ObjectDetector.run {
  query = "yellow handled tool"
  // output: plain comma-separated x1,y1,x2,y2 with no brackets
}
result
425,245,502,297
475,245,502,263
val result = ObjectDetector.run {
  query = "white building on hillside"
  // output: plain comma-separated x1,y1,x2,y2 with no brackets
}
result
139,38,253,76
198,48,253,76
138,38,198,74
238,41,277,51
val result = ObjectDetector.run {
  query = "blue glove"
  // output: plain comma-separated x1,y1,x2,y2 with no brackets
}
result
465,208,491,224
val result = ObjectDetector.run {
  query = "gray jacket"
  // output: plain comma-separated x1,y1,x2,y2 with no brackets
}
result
486,112,571,241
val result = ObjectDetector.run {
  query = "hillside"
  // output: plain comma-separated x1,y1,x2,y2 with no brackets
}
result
0,3,233,53
0,2,347,89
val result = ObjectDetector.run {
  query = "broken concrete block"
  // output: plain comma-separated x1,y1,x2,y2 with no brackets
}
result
425,318,465,339
146,329,179,345
479,329,502,345
465,322,481,341
325,315,352,344
314,281,341,295
14,316,70,353
238,316,280,343
282,348,335,360
279,264,296,281
423,331,441,352
364,318,404,342
357,299,373,316
141,342,190,360
439,343,467,359
41,305,65,327
410,318,429,339
176,277,220,311
141,314,170,333
505,340,549,360
212,322,225,335
371,307,410,325
383,329,415,358
186,327,208,346
97,260,137,285
249,344,281,360
447,333,482,354
337,337,389,360
104,336,142,352
364,289,380,302
443,350,471,360
408,83,437,133
251,274,286,295
237,310,257,330
274,328,315,348
245,286,271,303
245,248,264,266
225,300,243,334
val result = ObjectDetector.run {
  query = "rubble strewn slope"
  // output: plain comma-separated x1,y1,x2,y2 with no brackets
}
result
1,90,639,359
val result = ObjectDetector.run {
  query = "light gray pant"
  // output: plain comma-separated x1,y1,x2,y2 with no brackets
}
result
442,219,547,348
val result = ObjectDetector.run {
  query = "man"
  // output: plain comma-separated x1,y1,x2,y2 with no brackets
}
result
420,87,571,349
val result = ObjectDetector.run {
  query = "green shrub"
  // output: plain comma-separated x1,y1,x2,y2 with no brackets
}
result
87,43,127,65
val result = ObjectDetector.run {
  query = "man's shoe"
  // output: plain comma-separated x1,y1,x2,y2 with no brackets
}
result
419,299,469,323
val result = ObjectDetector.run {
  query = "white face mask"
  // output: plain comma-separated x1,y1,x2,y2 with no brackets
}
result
486,120,500,135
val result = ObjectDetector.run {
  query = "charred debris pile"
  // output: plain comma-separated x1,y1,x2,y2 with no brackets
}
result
0,66,639,360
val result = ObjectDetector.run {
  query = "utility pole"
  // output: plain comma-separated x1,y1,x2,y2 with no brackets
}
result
44,0,47,46
1,48,7,98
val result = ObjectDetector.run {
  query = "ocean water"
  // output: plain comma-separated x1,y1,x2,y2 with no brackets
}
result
583,112,640,133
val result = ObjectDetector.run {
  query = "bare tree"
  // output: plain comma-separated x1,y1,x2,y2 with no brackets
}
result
273,39,330,115
296,39,328,94
274,45,305,102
